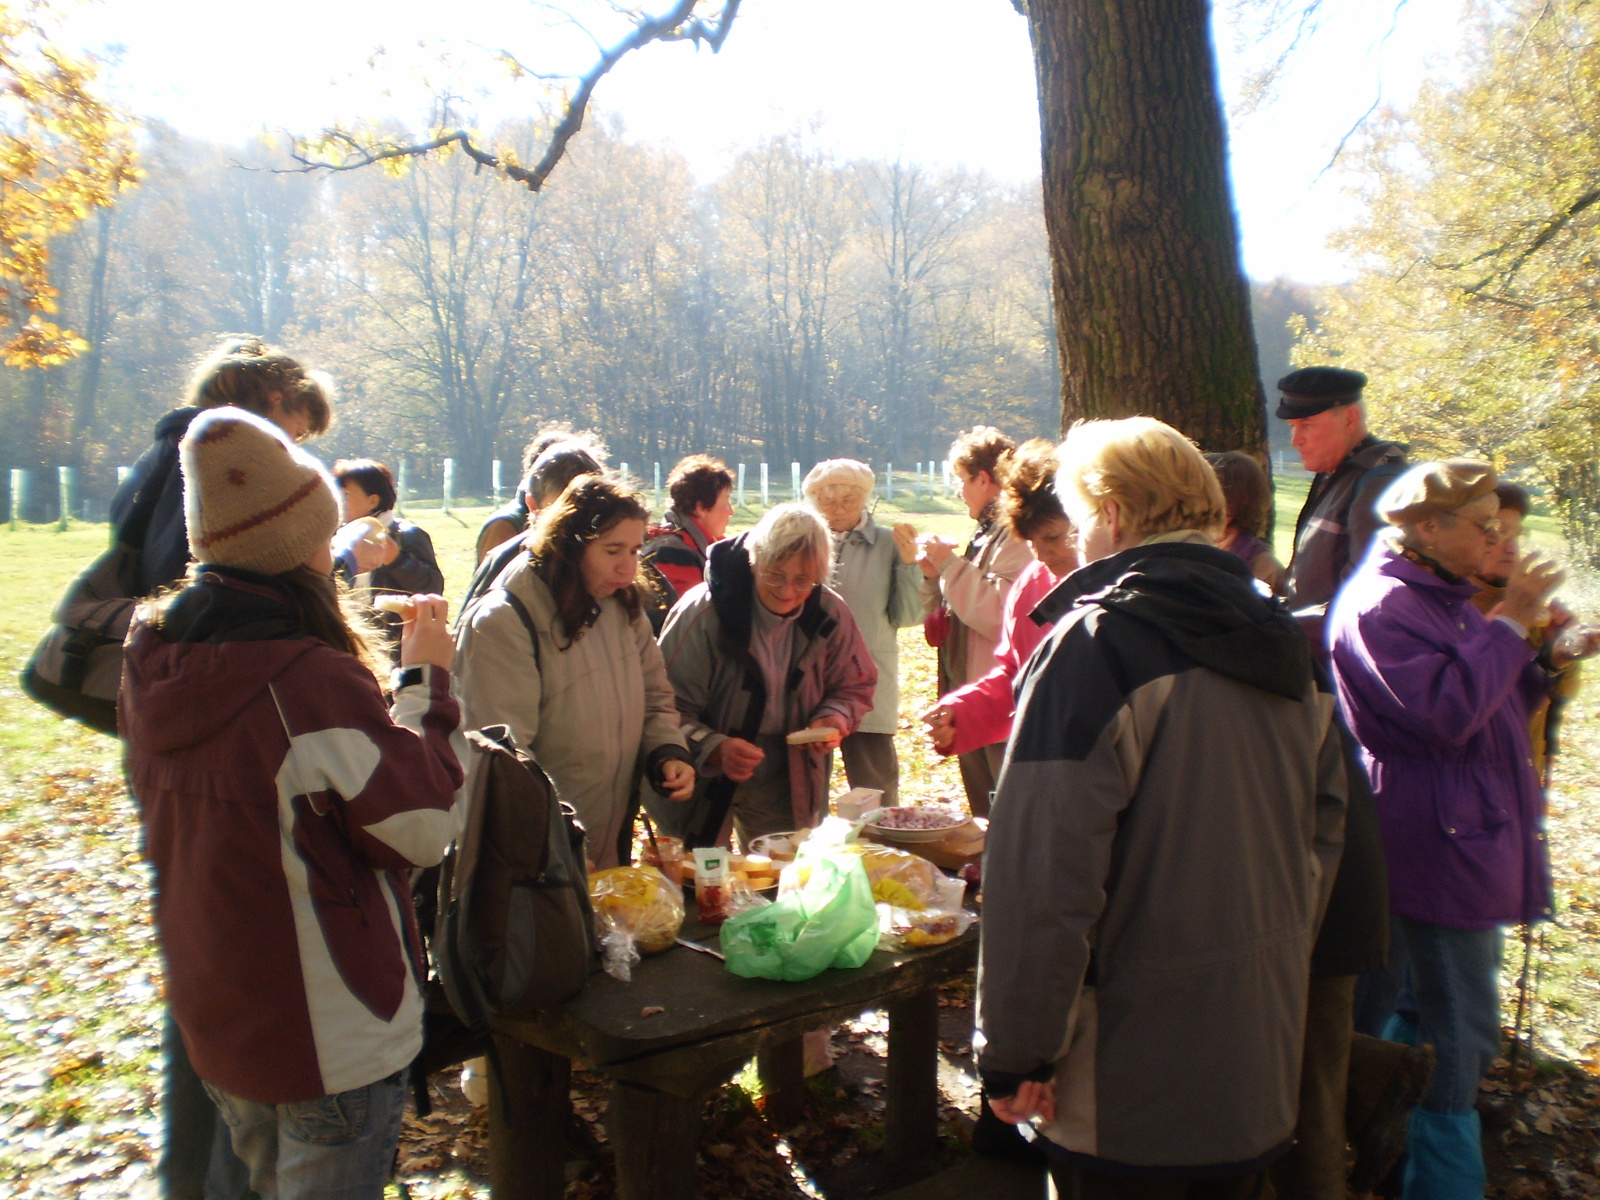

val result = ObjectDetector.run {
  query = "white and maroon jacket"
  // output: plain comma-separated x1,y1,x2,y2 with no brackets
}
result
122,604,464,1105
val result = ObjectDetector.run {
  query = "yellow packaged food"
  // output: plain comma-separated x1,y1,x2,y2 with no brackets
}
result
856,844,940,910
589,866,685,957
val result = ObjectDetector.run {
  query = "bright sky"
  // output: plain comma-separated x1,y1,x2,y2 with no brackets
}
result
64,0,1469,284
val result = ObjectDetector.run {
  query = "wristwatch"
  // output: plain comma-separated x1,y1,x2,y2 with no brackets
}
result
391,665,429,692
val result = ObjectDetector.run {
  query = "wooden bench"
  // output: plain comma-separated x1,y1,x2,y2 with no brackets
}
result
487,918,979,1199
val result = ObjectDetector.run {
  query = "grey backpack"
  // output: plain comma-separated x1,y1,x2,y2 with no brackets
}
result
435,725,594,1030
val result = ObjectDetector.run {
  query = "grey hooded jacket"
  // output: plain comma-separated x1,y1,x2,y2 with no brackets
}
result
976,535,1347,1177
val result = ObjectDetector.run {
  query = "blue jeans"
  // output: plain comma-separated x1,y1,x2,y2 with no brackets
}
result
203,1071,408,1200
163,1014,255,1199
1354,916,1503,1113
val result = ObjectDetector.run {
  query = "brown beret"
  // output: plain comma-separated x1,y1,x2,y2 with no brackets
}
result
1377,459,1498,526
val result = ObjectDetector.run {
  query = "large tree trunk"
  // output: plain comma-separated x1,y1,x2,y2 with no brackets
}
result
1024,0,1267,456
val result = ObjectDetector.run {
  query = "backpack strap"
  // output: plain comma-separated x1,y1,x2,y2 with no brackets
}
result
495,585,542,673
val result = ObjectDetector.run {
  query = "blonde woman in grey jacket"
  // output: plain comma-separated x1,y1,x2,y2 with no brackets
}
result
802,459,922,804
454,475,695,869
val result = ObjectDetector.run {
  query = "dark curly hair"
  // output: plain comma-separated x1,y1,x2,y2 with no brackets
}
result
998,439,1066,540
949,425,1015,484
529,475,650,644
667,454,734,515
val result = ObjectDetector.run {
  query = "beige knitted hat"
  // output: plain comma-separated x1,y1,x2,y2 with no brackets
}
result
180,406,340,575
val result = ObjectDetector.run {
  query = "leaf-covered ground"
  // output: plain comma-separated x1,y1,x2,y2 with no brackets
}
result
4,510,1600,1197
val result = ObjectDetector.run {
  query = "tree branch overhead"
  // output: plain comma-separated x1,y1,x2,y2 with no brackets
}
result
287,0,742,193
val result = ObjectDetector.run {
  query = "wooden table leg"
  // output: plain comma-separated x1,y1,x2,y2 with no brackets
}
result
608,1079,702,1200
758,1035,807,1129
488,1034,570,1200
884,988,941,1164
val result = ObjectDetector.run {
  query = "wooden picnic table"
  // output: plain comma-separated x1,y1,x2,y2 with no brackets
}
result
486,914,979,1200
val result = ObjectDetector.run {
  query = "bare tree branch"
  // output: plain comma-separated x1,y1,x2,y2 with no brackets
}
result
1458,184,1600,297
285,0,742,194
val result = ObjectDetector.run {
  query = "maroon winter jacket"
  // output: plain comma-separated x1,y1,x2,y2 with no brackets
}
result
121,595,464,1105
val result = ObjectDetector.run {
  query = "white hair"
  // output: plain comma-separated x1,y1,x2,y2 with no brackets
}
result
802,458,874,500
746,503,833,580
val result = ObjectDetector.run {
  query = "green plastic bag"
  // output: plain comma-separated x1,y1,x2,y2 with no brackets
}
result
721,850,879,981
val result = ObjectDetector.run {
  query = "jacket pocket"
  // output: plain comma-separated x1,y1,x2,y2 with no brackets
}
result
281,1084,371,1145
1428,763,1512,839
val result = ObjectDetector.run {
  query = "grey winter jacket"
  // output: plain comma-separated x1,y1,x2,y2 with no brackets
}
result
453,554,690,868
655,533,877,848
829,514,923,735
976,535,1347,1177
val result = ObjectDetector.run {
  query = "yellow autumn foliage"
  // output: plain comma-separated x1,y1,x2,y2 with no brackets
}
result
0,1,139,367
1300,0,1600,560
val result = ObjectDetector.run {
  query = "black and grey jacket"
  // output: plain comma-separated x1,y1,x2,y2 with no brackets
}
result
976,535,1347,1178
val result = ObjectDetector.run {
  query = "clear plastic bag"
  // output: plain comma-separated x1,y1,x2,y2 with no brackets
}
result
589,866,685,982
720,850,879,981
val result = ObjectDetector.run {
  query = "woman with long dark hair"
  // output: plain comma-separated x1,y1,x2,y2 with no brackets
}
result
455,473,695,868
121,407,464,1199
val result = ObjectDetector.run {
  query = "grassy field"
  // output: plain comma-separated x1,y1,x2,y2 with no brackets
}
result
3,488,1599,1197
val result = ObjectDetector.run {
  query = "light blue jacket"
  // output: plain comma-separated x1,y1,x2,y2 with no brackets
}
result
829,513,924,734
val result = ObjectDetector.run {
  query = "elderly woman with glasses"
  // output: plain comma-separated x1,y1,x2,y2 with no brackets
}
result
1329,459,1580,1200
655,503,877,849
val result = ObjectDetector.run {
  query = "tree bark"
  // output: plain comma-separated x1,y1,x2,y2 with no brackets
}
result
1024,0,1267,456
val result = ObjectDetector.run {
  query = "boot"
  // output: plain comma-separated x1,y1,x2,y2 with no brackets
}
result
1402,1108,1485,1200
1346,1032,1435,1194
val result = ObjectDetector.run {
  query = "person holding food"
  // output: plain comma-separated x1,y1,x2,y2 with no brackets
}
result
978,417,1347,1197
104,334,339,1200
333,458,445,660
454,474,696,871
801,458,922,804
921,438,1076,760
919,426,1034,816
120,406,465,1200
656,502,877,849
1329,460,1594,1199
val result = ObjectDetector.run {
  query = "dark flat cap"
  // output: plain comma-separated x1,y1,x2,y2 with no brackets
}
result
1377,459,1497,526
1276,366,1368,419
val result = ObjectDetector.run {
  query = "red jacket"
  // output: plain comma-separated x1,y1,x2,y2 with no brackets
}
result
643,509,715,604
121,590,464,1104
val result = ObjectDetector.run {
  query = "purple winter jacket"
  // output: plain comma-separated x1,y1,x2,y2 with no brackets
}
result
1328,537,1553,930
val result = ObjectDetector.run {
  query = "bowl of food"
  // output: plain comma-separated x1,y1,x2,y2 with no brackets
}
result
860,805,969,844
748,830,809,863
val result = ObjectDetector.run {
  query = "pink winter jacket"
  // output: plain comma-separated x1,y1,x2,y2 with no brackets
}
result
939,558,1063,758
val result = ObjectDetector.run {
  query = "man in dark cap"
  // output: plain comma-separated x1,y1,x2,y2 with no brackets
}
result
1278,367,1407,642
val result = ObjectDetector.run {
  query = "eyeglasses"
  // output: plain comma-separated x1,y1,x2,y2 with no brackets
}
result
1459,514,1503,538
759,570,818,594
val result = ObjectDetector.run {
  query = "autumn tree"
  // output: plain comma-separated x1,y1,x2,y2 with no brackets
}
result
1300,0,1600,560
0,1,138,369
1019,0,1267,455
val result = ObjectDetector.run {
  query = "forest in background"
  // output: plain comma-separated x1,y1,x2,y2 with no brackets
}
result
0,113,1311,519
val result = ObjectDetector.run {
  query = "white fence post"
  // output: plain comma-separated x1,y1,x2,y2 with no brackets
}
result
653,462,662,513
492,459,503,506
57,466,73,531
885,463,894,503
397,458,409,515
442,458,455,514
760,462,770,507
790,462,801,502
10,468,27,530
737,463,747,508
